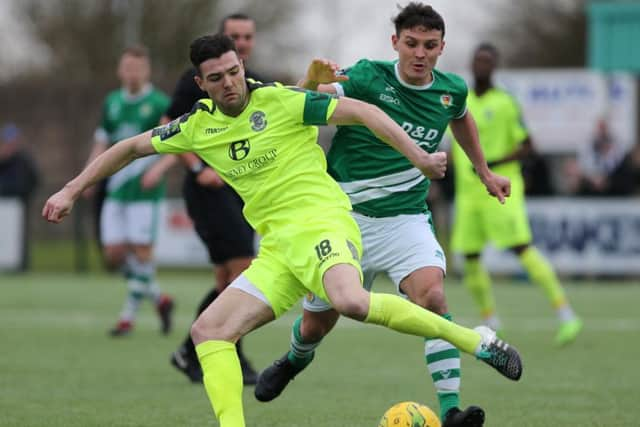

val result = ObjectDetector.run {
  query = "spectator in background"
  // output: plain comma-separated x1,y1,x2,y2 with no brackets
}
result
576,118,628,196
0,124,39,271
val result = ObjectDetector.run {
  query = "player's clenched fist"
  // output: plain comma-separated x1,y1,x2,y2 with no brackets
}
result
42,188,75,223
418,151,447,180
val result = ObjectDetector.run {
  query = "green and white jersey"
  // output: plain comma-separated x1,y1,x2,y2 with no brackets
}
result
95,84,170,201
327,59,468,217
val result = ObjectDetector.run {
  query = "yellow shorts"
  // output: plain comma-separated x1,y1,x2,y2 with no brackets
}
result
243,216,362,318
451,190,532,255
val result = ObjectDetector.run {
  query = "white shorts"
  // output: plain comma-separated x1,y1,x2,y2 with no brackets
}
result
303,212,446,312
100,200,161,246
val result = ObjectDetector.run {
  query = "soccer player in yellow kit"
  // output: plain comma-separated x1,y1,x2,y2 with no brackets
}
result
451,43,582,345
43,34,522,427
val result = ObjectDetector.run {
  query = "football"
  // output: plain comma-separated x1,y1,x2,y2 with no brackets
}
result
377,401,441,427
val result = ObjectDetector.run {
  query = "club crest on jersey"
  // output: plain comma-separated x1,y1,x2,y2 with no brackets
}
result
440,94,452,108
250,111,267,131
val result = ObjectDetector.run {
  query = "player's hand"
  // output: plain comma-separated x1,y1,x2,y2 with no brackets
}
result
42,188,76,223
196,168,225,188
305,59,349,85
417,151,447,179
480,171,511,203
141,167,163,189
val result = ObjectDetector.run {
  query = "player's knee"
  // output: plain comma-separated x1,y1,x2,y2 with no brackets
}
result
423,286,447,314
190,316,234,344
332,293,369,320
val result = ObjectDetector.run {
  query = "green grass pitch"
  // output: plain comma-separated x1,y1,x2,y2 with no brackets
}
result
1,271,638,426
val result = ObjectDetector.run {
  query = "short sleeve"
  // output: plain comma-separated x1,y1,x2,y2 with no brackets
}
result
150,110,197,154
451,77,469,119
278,87,338,126
334,59,371,99
509,97,528,144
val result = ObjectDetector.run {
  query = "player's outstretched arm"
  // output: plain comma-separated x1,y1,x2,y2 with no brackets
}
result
450,112,511,203
297,58,347,93
42,130,156,223
328,97,446,179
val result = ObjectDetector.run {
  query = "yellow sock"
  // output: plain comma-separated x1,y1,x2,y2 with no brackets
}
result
364,292,481,355
463,258,496,318
519,246,566,308
195,340,245,427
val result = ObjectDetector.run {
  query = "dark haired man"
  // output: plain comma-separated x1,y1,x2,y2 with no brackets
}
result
450,43,582,346
151,13,267,385
43,33,522,427
254,4,509,426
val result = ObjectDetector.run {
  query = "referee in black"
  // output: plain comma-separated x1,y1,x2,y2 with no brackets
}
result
164,13,268,385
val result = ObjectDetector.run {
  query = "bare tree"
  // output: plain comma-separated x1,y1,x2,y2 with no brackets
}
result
487,0,587,68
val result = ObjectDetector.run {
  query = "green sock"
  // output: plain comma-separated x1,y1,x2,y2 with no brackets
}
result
196,340,245,427
364,293,481,355
519,246,566,308
425,313,461,421
463,258,496,318
287,315,317,371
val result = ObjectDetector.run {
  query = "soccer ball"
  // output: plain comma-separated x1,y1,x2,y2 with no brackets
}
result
377,401,441,427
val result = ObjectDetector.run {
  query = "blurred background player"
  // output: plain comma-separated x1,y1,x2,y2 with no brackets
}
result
255,4,511,426
450,43,582,346
155,13,267,384
83,45,173,336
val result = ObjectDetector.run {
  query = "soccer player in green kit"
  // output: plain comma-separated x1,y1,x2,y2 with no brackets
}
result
83,45,174,336
255,4,511,426
43,34,522,427
450,43,582,345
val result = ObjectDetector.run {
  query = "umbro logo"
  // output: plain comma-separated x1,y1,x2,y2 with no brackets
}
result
440,369,452,379
385,85,397,93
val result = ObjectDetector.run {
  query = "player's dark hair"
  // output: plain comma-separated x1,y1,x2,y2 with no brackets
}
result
474,42,500,62
392,2,445,38
218,13,254,33
122,44,149,59
190,34,238,74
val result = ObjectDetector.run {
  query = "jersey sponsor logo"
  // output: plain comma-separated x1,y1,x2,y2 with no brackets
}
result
227,148,278,179
401,121,440,150
440,94,453,108
249,111,267,131
379,93,401,105
205,126,228,135
228,140,250,161
152,118,181,141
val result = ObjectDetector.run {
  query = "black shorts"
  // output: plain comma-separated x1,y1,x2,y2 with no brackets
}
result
183,172,255,264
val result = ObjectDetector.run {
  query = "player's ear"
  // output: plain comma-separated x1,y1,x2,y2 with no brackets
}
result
194,73,205,91
391,34,399,52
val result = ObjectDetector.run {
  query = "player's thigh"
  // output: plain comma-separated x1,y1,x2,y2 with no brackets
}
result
100,199,126,246
283,218,363,309
123,201,160,245
356,213,446,295
485,196,532,249
242,235,309,318
451,198,488,254
192,284,275,343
